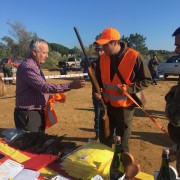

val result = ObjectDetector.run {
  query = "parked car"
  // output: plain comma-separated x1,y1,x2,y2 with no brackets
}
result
158,55,180,78
58,57,83,72
0,58,25,73
66,57,82,68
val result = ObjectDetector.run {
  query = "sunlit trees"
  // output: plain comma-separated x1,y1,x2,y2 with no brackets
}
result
1,22,38,58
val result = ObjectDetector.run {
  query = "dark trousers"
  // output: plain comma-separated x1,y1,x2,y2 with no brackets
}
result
92,96,101,137
14,108,45,132
150,70,158,84
99,104,135,152
3,68,13,83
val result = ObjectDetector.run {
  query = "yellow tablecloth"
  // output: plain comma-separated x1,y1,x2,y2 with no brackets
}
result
0,140,58,179
0,139,154,179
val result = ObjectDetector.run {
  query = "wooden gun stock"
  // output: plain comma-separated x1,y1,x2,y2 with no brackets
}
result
74,27,110,137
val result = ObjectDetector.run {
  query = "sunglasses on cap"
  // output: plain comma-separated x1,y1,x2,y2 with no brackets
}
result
95,48,103,51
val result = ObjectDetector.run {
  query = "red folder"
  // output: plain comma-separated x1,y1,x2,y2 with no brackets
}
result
22,154,58,171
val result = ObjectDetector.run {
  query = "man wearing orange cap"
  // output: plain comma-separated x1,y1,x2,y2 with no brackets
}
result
95,28,152,152
166,27,180,177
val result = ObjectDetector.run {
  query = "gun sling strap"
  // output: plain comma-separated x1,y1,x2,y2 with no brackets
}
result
115,69,169,137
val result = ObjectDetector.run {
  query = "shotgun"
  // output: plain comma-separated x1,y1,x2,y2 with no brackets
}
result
73,26,110,137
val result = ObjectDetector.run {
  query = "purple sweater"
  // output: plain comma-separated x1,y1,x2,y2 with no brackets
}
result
15,58,70,110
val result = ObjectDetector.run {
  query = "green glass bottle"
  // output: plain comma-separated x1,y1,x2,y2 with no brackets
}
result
157,148,173,180
109,136,125,180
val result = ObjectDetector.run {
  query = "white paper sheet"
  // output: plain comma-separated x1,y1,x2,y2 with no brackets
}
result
51,174,72,180
14,169,40,180
0,159,24,179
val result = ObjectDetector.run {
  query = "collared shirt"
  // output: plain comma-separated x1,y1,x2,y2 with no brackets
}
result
15,57,71,110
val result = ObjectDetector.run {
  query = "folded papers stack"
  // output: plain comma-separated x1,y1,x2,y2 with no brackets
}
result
61,141,114,179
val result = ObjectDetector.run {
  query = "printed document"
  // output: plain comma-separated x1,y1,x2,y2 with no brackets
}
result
0,159,24,179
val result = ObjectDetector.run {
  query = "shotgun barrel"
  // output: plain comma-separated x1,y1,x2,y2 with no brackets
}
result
73,27,110,137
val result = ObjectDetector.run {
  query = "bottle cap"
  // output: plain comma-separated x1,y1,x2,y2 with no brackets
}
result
116,136,121,141
112,136,121,144
114,136,121,143
162,148,169,154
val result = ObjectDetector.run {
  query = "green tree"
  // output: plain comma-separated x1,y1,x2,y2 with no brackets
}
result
121,35,129,46
69,46,82,56
48,43,70,56
122,33,148,55
1,22,38,58
0,42,9,58
1,36,14,57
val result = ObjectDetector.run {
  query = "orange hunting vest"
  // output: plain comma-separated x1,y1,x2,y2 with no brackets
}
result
100,48,139,107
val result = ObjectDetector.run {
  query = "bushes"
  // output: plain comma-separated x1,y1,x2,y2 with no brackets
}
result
41,51,67,69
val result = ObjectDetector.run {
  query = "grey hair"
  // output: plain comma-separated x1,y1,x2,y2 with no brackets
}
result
29,38,47,53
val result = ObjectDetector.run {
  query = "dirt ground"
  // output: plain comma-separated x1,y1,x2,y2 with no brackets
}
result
0,69,178,176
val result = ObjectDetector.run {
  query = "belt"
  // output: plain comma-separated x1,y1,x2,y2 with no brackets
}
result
15,108,44,112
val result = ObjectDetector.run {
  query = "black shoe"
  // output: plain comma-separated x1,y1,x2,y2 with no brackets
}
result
94,135,99,141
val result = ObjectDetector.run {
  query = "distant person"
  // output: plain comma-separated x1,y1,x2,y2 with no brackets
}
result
94,27,152,152
14,38,86,132
80,60,89,79
92,43,104,140
2,59,14,84
148,55,159,85
60,64,67,75
165,27,180,177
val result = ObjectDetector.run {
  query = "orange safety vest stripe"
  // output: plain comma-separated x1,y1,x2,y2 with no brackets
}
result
45,104,57,129
100,48,139,107
44,93,66,129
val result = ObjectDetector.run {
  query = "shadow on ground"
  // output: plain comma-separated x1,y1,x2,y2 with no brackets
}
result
74,108,94,112
134,108,166,119
131,131,173,147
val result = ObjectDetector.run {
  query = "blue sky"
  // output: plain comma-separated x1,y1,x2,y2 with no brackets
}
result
0,0,180,51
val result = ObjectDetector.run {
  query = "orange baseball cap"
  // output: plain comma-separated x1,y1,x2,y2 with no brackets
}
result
96,28,120,45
